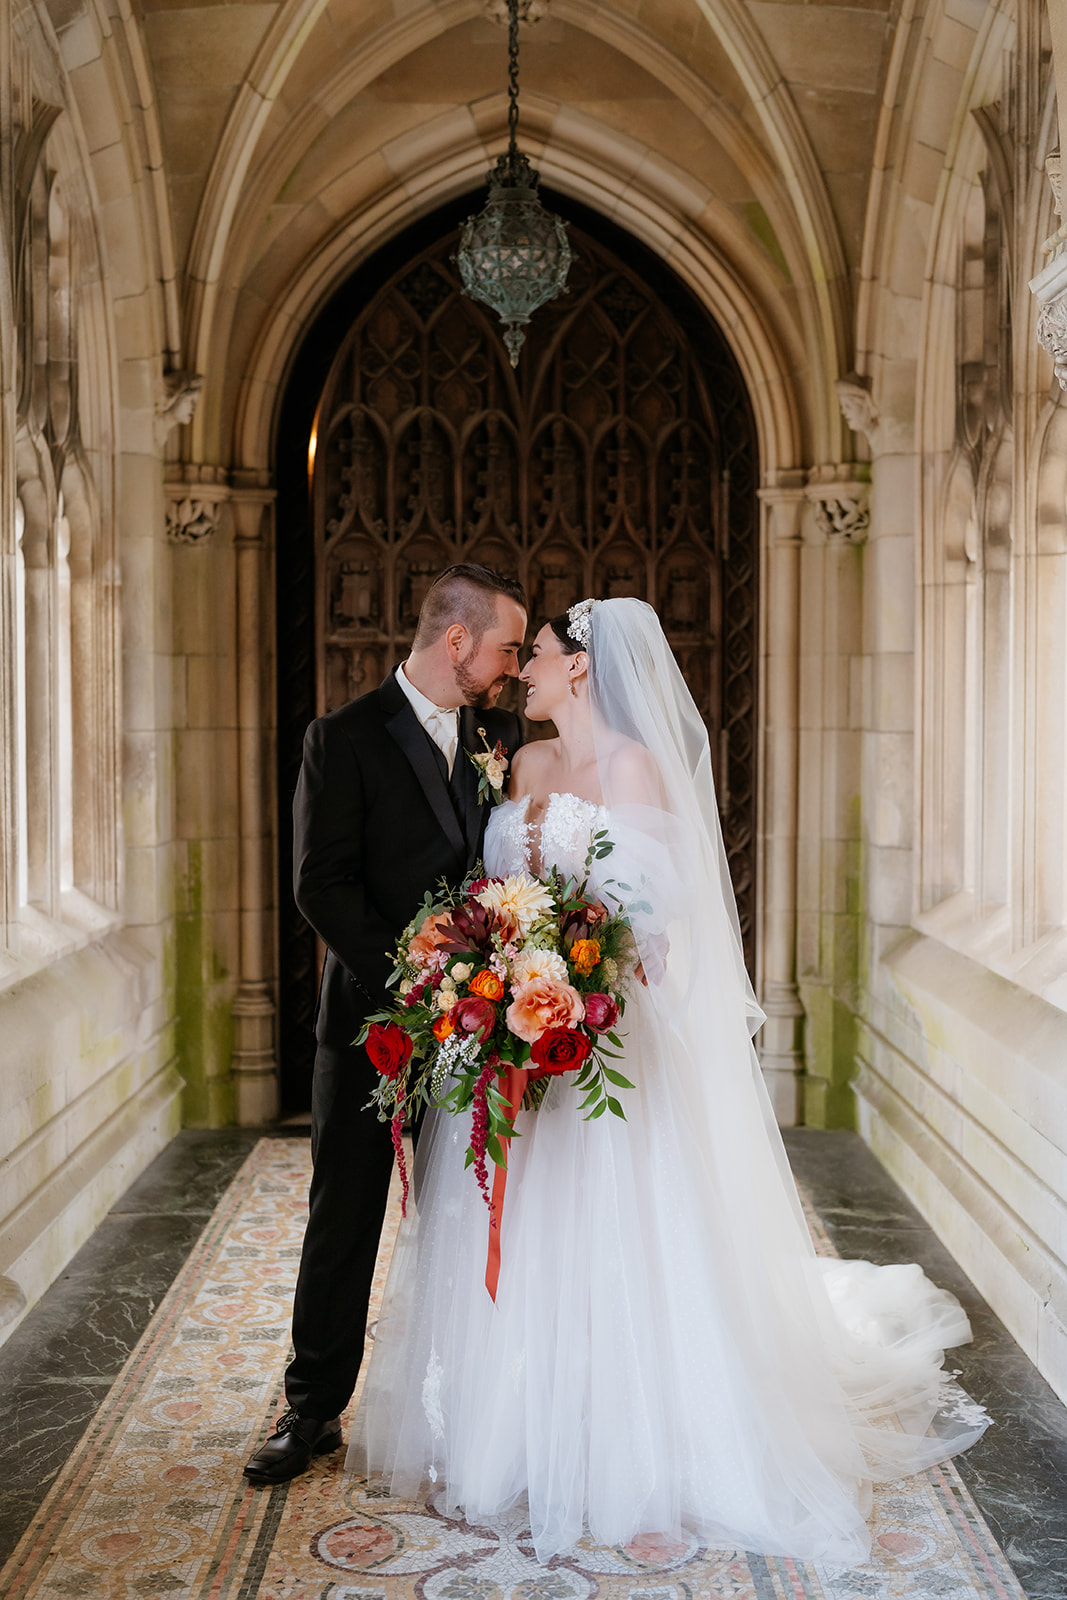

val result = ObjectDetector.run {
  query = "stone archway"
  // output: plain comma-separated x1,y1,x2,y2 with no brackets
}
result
275,202,758,1109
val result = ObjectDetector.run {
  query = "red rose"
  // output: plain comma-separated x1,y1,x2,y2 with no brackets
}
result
365,1021,413,1080
450,995,497,1043
467,876,503,895
583,993,619,1034
529,1026,592,1077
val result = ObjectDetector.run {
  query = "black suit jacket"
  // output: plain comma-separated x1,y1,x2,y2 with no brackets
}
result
293,672,523,1052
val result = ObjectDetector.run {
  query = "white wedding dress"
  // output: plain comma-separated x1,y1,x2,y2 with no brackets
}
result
349,791,988,1566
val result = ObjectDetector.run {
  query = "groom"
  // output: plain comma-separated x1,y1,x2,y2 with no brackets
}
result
244,563,527,1484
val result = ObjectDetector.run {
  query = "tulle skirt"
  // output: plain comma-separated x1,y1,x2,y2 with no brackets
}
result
348,998,988,1565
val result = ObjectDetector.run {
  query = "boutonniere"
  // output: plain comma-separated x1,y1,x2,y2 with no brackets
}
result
468,726,509,806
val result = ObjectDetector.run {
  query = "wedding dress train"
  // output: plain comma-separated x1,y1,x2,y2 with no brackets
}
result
348,792,989,1566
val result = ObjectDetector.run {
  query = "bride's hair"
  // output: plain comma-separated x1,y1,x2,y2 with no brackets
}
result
548,604,648,747
548,615,585,655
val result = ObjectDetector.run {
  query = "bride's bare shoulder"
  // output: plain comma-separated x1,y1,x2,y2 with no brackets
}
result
602,737,666,806
508,738,559,800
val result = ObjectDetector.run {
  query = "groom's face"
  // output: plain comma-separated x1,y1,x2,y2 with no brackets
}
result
454,596,528,708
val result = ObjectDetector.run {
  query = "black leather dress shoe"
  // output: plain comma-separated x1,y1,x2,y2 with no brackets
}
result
243,1407,343,1484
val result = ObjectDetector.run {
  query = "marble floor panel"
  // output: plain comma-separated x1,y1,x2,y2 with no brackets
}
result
0,1128,1063,1598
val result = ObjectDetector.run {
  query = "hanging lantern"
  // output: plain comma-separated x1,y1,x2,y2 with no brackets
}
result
455,0,572,366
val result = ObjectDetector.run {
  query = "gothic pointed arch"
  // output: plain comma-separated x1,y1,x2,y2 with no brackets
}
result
274,198,760,1107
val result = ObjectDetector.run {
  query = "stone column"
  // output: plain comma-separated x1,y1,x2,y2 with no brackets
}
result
17,469,55,913
757,475,806,1125
0,454,17,949
230,487,279,1125
797,463,869,1128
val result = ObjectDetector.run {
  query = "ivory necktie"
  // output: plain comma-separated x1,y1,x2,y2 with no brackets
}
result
425,705,459,778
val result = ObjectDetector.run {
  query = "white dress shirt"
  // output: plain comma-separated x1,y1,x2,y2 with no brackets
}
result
395,662,459,777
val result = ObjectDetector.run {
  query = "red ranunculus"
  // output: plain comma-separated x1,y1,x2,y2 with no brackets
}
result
529,1026,592,1077
450,994,497,1043
582,992,619,1034
365,1021,413,1080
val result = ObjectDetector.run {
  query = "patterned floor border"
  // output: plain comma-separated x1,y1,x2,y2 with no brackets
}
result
0,1138,1026,1600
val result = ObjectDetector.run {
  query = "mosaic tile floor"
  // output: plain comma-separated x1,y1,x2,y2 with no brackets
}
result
0,1139,1036,1599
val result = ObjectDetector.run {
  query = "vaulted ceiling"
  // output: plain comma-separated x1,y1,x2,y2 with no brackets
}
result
132,0,899,465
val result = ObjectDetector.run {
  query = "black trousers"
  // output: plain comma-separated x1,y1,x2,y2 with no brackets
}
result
284,1041,396,1420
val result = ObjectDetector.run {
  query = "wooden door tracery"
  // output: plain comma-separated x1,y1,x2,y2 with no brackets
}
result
279,216,758,1104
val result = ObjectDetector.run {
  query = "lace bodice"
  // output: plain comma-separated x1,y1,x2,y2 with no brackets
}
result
485,792,609,881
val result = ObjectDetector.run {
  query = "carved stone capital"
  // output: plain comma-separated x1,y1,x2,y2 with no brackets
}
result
804,469,870,544
165,469,228,546
155,371,204,445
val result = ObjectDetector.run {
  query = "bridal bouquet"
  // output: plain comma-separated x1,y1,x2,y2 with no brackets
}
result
357,829,637,1217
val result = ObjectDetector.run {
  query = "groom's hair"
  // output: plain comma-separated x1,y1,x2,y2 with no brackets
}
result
413,564,527,649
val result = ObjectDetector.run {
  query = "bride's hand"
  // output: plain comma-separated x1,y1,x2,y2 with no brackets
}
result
635,931,669,987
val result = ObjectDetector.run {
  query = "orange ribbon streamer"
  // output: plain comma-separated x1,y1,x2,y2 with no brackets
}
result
485,1061,529,1301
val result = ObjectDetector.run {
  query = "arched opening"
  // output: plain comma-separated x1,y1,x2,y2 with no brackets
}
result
274,196,759,1111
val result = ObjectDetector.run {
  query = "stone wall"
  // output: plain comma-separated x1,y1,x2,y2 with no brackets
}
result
847,0,1067,1404
0,0,184,1346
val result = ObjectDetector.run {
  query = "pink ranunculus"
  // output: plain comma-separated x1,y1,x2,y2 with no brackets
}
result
582,992,619,1034
506,977,585,1045
408,912,453,963
450,994,497,1043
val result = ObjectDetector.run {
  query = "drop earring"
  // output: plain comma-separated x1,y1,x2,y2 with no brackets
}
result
570,680,578,698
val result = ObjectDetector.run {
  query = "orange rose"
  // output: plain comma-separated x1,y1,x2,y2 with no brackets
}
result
432,1014,454,1042
571,938,602,976
409,911,452,963
469,968,505,1001
506,977,585,1044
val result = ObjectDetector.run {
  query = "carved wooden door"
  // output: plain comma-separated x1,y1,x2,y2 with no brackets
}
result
316,238,730,702
282,219,758,1098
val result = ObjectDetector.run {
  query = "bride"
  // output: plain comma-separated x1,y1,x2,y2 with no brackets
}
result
348,597,988,1565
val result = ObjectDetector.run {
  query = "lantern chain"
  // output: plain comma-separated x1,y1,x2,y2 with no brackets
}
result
507,0,520,171
455,0,573,364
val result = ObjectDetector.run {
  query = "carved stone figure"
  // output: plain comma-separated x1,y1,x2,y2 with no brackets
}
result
155,372,204,444
1036,295,1067,391
835,375,881,450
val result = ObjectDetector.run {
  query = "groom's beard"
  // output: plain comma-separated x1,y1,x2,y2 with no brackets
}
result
455,657,506,710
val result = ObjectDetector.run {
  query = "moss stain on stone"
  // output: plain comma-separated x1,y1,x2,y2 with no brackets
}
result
799,797,865,1131
740,202,792,282
175,840,235,1128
